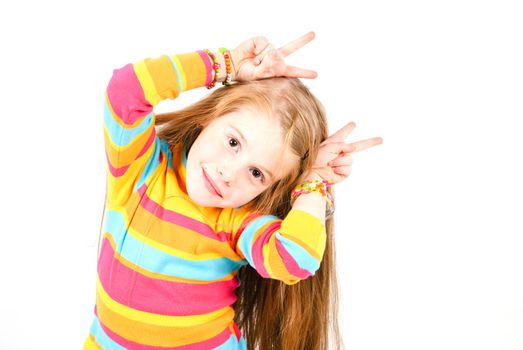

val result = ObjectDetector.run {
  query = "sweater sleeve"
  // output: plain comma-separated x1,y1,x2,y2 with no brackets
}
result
103,51,212,205
225,207,327,285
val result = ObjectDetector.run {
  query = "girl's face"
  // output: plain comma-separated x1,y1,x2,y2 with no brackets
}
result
185,107,298,209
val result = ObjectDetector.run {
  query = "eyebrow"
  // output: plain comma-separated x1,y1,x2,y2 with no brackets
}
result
229,124,275,181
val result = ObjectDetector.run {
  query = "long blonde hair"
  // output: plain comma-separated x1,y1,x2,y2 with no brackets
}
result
152,77,344,350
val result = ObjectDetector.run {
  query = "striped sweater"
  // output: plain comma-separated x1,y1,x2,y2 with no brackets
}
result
83,50,327,349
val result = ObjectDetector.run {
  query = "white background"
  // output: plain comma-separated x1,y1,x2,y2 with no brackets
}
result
0,1,522,349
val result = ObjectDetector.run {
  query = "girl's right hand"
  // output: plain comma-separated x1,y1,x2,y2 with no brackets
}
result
230,31,318,82
301,121,383,186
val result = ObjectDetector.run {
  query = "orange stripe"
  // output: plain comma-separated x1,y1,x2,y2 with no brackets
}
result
176,52,207,90
119,184,241,261
146,213,236,256
103,122,155,170
144,56,181,100
266,239,293,278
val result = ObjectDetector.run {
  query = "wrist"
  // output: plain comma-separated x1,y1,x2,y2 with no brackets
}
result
299,171,323,183
291,174,335,219
229,49,239,81
213,51,227,83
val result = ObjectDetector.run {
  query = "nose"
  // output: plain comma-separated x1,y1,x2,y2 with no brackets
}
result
217,164,232,185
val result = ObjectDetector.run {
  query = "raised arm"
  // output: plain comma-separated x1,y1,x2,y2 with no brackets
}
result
223,123,383,285
223,206,327,286
103,50,224,205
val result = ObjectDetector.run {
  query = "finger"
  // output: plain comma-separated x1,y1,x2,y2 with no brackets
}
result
332,165,352,177
321,141,356,154
283,65,318,79
328,155,353,167
346,137,384,153
329,121,357,141
278,31,316,57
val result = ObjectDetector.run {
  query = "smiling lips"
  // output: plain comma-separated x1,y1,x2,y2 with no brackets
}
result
203,168,222,198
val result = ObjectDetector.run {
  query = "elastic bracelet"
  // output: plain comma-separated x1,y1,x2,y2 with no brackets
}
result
203,49,221,89
291,179,335,217
218,47,233,86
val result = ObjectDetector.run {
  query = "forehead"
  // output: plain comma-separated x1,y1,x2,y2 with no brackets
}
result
217,107,275,127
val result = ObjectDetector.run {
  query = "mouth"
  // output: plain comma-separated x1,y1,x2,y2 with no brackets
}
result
202,167,223,198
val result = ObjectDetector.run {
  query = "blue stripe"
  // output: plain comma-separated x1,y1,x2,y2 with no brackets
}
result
182,143,188,168
167,55,183,93
104,210,244,280
160,139,175,170
88,316,126,350
215,334,248,350
103,101,153,147
237,215,279,268
135,135,162,190
275,232,320,274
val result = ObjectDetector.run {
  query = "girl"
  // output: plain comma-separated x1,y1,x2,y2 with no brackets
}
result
83,31,383,350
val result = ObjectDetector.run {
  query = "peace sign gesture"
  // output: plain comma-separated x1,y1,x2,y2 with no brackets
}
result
230,31,318,82
306,122,384,185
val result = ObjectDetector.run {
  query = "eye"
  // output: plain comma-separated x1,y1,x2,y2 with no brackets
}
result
227,136,266,183
251,168,265,183
228,137,239,149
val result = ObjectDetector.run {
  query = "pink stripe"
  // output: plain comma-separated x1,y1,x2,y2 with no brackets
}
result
105,149,129,177
275,238,313,279
251,222,282,278
136,183,231,242
197,50,213,88
232,212,264,248
232,322,242,341
107,63,153,125
105,128,156,178
94,309,235,350
98,236,240,315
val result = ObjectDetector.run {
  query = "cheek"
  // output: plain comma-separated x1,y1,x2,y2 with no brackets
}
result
193,138,224,160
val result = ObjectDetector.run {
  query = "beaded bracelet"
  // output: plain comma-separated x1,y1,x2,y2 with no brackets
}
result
218,47,233,86
291,179,335,218
203,49,221,89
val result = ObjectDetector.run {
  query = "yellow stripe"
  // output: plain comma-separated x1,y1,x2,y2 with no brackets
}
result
96,275,231,327
134,61,161,105
280,209,326,257
82,334,102,350
171,55,187,91
263,243,274,277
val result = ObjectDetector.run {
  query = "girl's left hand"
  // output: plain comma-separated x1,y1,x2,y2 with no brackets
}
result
306,121,383,185
230,31,318,82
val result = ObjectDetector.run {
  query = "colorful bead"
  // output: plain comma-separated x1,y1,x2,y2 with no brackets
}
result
291,178,335,215
219,47,233,86
203,48,220,89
